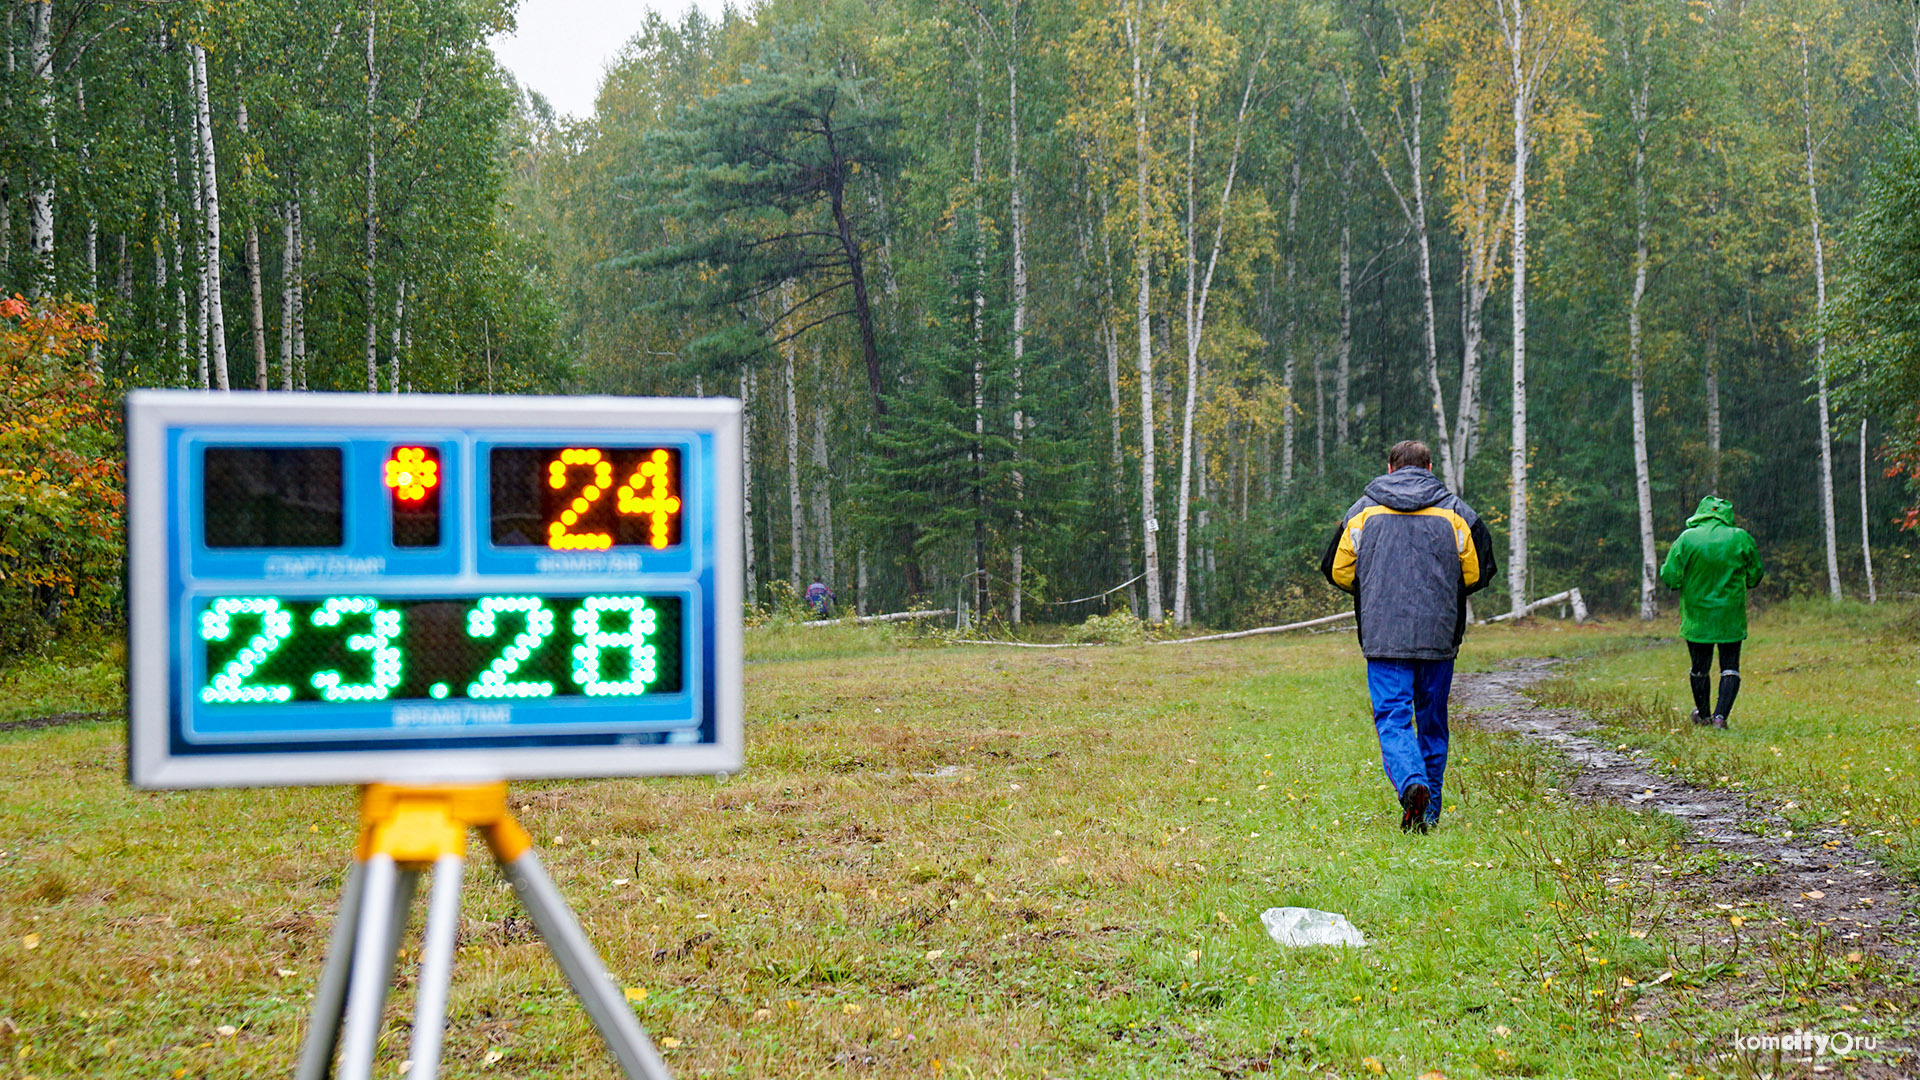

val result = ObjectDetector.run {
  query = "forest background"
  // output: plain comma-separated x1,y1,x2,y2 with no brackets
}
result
5,0,1920,658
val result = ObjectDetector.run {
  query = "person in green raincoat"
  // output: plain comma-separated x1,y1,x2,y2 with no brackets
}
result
1658,496,1764,728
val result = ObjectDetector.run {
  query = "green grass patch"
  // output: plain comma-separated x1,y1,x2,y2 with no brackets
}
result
0,634,124,727
0,614,1904,1077
1539,599,1920,877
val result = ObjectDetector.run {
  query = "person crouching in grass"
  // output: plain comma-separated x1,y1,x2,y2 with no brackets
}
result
1321,440,1498,833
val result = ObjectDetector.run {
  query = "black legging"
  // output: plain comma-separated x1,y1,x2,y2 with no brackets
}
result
1686,640,1741,675
1686,640,1742,720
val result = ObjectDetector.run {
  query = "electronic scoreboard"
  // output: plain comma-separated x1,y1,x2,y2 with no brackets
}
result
125,392,743,789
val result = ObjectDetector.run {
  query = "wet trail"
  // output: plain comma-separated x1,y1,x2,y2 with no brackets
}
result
1455,658,1917,966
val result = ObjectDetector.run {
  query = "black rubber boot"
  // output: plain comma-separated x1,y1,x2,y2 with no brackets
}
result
1689,672,1713,723
1715,671,1741,725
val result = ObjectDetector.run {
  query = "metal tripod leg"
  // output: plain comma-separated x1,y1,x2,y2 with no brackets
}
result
296,860,368,1080
406,853,465,1079
336,854,420,1080
501,850,672,1080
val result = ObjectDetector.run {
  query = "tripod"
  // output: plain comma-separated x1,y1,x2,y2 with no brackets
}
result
295,784,671,1080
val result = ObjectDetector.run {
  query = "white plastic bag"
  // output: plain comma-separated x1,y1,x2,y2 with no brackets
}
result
1259,906,1367,947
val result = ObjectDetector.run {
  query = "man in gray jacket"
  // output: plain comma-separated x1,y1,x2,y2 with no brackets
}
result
1320,440,1497,832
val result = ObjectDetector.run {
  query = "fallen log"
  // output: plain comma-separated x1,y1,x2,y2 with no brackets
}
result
1480,587,1588,625
801,608,955,628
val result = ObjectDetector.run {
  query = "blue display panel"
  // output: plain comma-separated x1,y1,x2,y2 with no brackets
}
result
126,393,743,789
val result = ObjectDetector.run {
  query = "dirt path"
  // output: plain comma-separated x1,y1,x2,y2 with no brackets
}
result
1455,658,1916,968
0,710,116,735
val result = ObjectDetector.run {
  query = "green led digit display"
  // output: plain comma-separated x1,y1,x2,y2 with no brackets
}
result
570,595,661,696
466,596,557,700
309,597,405,702
195,595,683,705
199,597,296,703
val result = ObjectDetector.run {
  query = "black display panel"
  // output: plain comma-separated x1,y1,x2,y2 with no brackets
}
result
490,446,684,550
197,594,684,705
386,445,442,548
202,446,344,549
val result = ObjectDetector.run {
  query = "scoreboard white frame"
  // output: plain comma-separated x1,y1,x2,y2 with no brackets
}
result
125,391,744,789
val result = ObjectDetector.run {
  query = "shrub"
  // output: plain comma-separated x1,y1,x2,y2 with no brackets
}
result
0,297,119,658
1064,609,1146,645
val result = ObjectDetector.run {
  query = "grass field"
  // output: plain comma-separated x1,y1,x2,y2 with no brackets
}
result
0,610,1914,1078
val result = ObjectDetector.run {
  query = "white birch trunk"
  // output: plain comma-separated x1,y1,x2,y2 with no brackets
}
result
1409,96,1455,489
1903,2,1920,126
191,44,228,390
1628,62,1657,620
293,198,308,389
188,107,209,390
279,206,295,390
1801,34,1841,601
970,72,989,621
1176,104,1200,625
1860,418,1876,602
363,8,379,394
27,1,53,298
811,368,835,589
114,233,129,370
782,302,803,591
742,369,757,606
390,280,406,392
1503,0,1532,616
1280,156,1300,494
1172,46,1259,625
3,10,13,285
856,546,868,617
1128,5,1163,623
1008,4,1027,625
1337,145,1353,450
164,131,188,385
1313,350,1326,475
79,80,100,372
238,100,267,390
1098,189,1139,616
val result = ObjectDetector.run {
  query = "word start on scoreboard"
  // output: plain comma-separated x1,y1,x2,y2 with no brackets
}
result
127,394,743,789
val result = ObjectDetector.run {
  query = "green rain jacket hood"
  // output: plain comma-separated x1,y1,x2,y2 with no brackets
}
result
1659,496,1764,643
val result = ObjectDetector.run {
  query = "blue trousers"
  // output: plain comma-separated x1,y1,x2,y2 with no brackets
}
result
1366,658,1453,823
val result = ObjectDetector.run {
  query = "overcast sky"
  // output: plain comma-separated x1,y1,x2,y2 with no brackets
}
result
489,0,730,120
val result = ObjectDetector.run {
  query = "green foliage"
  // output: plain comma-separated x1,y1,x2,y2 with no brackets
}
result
1063,609,1146,644
619,19,897,404
1830,128,1920,520
0,299,121,659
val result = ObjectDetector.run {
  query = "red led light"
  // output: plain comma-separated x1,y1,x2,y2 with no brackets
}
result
385,447,439,502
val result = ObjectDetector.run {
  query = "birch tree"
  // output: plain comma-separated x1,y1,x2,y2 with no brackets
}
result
189,42,229,390
363,3,380,394
26,0,53,298
1480,0,1594,615
1173,30,1261,625
1623,31,1657,620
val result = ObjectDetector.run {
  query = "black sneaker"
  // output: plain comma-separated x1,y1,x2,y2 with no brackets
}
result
1689,710,1712,726
1400,784,1431,834
1710,714,1728,729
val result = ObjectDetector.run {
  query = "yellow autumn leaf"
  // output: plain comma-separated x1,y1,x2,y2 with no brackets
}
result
22,933,39,950
658,1036,682,1048
624,987,647,1003
1362,1056,1386,1075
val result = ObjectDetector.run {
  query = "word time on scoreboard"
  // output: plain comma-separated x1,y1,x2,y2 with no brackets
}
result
126,392,743,789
